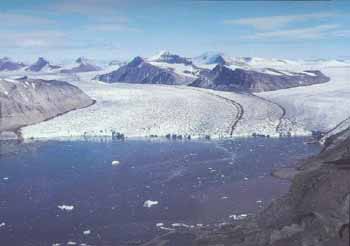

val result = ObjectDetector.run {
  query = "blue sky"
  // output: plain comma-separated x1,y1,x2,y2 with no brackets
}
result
0,0,349,62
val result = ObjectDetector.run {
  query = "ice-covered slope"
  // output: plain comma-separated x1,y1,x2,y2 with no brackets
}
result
4,55,349,139
192,52,227,65
21,71,284,139
259,66,350,133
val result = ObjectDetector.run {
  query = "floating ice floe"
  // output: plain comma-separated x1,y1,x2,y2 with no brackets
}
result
111,160,120,166
159,226,175,231
143,200,159,208
156,223,164,227
67,241,77,245
3,177,9,181
0,222,5,228
58,205,75,211
172,223,190,228
83,230,91,235
229,214,248,220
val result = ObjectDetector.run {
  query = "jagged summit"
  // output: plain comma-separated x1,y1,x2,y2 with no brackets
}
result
26,57,61,72
128,56,145,66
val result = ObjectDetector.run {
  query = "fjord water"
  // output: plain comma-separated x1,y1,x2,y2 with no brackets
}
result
0,138,320,245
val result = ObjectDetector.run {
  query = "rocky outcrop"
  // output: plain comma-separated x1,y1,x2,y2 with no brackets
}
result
25,57,61,72
95,56,193,85
190,65,330,93
60,57,102,73
0,57,26,71
0,77,94,134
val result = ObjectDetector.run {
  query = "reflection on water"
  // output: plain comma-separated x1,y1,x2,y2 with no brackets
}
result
0,137,320,245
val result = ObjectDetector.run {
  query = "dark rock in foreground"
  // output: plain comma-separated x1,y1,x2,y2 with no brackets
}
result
0,77,94,133
190,65,330,93
95,56,194,85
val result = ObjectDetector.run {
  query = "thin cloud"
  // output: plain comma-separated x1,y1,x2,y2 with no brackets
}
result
86,23,140,32
332,30,350,37
244,24,339,40
85,15,140,32
0,12,55,26
224,12,336,30
0,31,66,49
53,0,140,15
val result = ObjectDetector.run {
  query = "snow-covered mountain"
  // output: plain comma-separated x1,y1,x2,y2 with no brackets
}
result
95,52,331,92
192,52,227,65
1,52,349,139
60,57,102,73
148,51,192,65
0,57,26,71
95,56,196,85
25,57,61,72
190,64,330,93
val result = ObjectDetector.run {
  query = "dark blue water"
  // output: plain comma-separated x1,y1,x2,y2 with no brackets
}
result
0,137,320,246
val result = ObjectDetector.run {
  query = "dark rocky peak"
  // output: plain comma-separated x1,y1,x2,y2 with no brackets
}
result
191,65,330,93
128,56,145,67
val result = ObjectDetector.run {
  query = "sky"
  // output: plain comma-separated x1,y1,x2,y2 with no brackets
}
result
0,0,349,62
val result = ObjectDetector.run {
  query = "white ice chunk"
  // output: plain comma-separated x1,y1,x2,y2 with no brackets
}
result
111,160,120,166
143,200,159,208
58,205,74,211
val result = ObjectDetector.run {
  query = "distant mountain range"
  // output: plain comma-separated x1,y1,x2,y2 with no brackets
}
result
60,57,102,73
26,57,61,72
0,57,26,71
0,56,103,73
95,51,335,92
1,52,349,92
95,56,195,85
190,65,330,93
